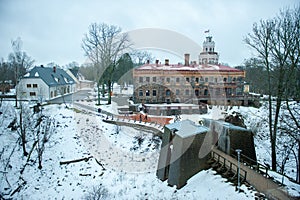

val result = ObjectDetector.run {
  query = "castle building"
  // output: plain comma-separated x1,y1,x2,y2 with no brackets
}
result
133,36,248,106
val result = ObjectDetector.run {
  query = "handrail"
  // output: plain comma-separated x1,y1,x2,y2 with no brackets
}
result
229,148,270,178
211,150,247,181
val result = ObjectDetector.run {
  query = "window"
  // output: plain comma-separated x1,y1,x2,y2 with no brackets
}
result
185,89,189,95
186,77,190,83
139,77,143,83
153,90,157,96
236,87,242,95
176,77,180,83
146,90,150,96
205,77,208,82
33,84,38,88
146,77,150,82
195,89,199,96
29,92,36,96
27,84,31,88
139,90,143,96
204,89,208,96
176,89,180,95
166,89,171,96
166,78,170,83
195,78,199,83
226,88,232,95
223,77,227,82
152,77,156,82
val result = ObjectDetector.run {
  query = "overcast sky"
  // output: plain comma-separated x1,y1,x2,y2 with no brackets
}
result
0,0,298,67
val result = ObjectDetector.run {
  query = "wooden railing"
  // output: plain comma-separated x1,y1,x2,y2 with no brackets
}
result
210,150,247,182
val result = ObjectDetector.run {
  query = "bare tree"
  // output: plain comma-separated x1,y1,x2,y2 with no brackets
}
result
17,103,34,157
245,5,300,171
82,23,131,105
130,50,154,64
9,37,34,108
35,115,55,169
245,19,276,170
8,37,34,85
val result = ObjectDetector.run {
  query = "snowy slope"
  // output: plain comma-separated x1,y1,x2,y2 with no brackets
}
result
0,102,256,199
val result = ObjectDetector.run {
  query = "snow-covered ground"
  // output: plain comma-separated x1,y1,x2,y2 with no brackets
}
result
227,103,300,197
1,84,299,199
0,101,257,199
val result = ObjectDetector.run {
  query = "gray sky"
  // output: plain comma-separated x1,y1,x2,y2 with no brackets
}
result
0,0,298,67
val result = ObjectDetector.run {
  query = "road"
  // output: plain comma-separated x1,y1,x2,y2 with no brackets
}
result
49,90,131,106
48,89,92,104
112,95,130,106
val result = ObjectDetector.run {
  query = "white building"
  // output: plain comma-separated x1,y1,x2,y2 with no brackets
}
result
66,69,94,90
17,66,76,102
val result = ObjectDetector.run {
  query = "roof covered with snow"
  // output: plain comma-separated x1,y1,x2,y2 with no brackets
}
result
203,118,249,131
135,63,242,72
23,66,75,87
166,119,208,138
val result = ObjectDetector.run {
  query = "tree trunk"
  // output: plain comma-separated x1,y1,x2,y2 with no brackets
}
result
21,133,28,157
266,61,273,171
108,80,112,105
272,97,282,171
298,139,300,183
97,81,101,105
271,70,284,171
59,156,93,165
38,154,42,169
102,83,105,98
20,109,28,157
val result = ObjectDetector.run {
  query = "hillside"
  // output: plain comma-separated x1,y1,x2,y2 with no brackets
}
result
0,102,257,199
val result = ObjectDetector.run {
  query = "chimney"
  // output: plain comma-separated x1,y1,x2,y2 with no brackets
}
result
165,59,169,66
53,66,56,73
146,60,150,64
184,53,190,66
155,59,159,66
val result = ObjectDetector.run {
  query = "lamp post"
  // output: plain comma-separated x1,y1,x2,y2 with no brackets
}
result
235,149,242,192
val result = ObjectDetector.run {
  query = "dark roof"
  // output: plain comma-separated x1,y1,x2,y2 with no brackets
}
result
69,68,79,78
24,66,75,87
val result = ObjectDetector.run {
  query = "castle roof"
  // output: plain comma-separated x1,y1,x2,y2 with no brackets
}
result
135,63,242,72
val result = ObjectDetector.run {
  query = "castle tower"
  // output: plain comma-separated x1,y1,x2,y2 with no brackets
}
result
199,36,219,65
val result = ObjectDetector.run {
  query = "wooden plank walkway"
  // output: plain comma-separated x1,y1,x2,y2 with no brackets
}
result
211,147,293,199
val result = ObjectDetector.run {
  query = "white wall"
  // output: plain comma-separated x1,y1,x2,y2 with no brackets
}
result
17,78,50,101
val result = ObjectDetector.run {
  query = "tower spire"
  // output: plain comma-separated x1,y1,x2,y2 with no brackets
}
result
199,34,219,65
